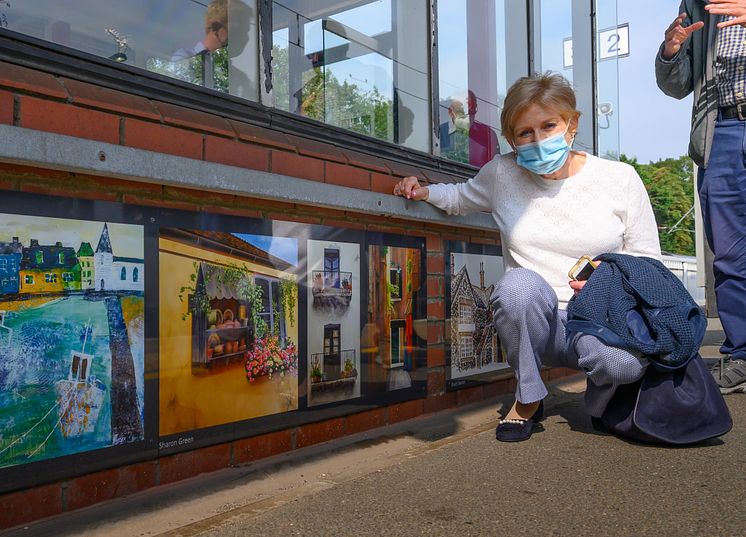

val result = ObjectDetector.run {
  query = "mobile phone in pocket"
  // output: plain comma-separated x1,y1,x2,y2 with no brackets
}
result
568,255,598,281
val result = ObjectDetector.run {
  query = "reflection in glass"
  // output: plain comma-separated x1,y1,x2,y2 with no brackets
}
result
2,0,258,100
363,244,425,394
437,0,527,166
159,228,299,436
271,0,429,152
307,240,360,407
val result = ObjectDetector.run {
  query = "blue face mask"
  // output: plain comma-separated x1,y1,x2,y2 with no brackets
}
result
514,126,571,175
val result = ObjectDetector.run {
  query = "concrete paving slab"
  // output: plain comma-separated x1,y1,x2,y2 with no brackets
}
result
7,375,744,537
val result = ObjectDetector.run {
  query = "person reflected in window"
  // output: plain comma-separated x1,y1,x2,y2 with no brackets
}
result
466,90,501,168
393,73,661,442
171,0,230,62
439,98,469,161
655,0,746,394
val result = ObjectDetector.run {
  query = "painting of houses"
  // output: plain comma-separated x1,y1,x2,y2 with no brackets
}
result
159,227,299,436
0,213,145,470
363,244,425,395
307,240,360,406
0,237,22,295
449,251,507,380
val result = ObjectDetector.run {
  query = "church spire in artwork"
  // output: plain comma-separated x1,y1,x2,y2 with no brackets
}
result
96,223,113,254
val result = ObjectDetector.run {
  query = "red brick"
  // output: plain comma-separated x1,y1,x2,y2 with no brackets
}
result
422,168,464,185
427,345,446,368
371,172,398,195
325,162,370,190
0,90,13,125
19,97,119,144
164,185,237,206
341,149,390,173
0,61,67,98
203,205,263,219
230,120,295,150
121,194,199,212
61,78,160,120
469,235,500,246
296,418,346,449
427,369,446,394
233,430,293,464
483,378,512,399
20,182,119,203
66,469,120,511
116,461,158,496
159,444,231,485
457,386,484,407
383,159,424,179
425,233,443,251
271,151,324,182
427,321,445,344
265,213,322,225
289,135,346,163
427,275,444,298
0,484,61,531
153,101,234,137
205,136,270,171
388,399,424,424
424,392,458,414
427,253,446,275
427,298,445,320
0,178,14,191
123,119,202,159
251,197,296,212
87,175,164,196
0,163,70,180
323,218,367,230
345,409,386,435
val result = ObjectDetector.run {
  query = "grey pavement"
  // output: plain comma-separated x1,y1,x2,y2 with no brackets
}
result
6,319,744,537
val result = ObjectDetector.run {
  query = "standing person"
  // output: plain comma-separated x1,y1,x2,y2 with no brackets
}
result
655,0,746,393
393,73,662,442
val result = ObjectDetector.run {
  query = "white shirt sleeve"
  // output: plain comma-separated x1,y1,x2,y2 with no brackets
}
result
426,158,498,215
621,167,662,260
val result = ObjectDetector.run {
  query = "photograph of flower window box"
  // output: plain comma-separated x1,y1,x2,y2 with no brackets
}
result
0,213,145,469
159,228,299,436
446,245,508,386
307,240,360,406
363,242,426,394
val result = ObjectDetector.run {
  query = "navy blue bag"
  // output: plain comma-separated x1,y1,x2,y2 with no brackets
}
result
600,353,732,444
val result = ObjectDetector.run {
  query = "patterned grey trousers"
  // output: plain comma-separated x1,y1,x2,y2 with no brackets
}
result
490,268,648,417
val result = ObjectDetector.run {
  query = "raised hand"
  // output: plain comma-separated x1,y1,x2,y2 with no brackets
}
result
706,0,746,28
662,13,705,60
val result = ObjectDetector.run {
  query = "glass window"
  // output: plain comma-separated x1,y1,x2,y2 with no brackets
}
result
437,0,528,166
271,0,430,152
2,0,259,100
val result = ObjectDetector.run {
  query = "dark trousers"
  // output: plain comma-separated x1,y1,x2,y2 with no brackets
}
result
698,116,746,359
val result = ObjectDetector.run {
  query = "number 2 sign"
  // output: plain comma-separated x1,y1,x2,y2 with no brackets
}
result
598,23,630,61
562,23,630,69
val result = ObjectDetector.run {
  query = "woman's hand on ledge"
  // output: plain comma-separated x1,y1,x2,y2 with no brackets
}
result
393,176,429,201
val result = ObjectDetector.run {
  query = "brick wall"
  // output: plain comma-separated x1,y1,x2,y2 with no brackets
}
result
0,59,579,529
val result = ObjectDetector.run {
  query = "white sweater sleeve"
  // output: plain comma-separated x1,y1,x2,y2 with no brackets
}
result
426,159,497,216
622,167,662,260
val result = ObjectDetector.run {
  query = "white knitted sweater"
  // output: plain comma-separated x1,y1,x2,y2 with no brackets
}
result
427,153,662,307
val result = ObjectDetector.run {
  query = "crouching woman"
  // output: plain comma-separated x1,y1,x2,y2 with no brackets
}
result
393,73,661,442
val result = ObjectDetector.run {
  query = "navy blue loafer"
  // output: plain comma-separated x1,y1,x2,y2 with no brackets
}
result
495,401,544,443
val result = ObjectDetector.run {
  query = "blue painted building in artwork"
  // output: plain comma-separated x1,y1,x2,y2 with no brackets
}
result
0,237,23,295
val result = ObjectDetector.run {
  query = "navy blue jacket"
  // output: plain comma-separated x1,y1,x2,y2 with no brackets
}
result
566,253,706,369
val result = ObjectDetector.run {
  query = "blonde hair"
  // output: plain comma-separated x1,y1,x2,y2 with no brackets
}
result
500,73,581,144
205,0,228,31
